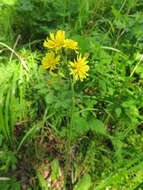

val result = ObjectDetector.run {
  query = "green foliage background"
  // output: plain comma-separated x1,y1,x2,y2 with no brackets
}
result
0,0,143,189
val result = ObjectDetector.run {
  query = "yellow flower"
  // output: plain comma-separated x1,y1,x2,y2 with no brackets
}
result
64,39,78,53
70,54,89,81
43,30,65,51
41,52,60,71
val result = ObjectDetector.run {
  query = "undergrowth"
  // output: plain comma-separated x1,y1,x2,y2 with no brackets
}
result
0,0,143,189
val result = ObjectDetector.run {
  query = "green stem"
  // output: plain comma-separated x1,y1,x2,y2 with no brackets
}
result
119,0,127,13
64,79,75,189
19,64,23,120
63,0,67,25
130,57,143,77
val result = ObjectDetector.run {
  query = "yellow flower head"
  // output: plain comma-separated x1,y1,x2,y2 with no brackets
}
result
43,30,65,51
64,39,78,53
41,51,60,71
70,54,89,81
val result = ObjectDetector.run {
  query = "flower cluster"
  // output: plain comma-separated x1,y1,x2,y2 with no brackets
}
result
41,30,89,82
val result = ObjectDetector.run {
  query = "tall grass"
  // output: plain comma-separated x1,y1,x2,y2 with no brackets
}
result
0,63,21,145
0,41,28,146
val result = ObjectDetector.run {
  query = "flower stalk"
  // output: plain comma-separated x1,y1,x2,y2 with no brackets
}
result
64,79,75,189
40,30,90,189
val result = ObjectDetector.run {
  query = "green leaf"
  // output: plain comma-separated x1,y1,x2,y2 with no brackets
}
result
17,108,48,151
98,80,106,95
73,114,89,136
45,93,55,105
36,171,48,190
88,119,106,135
73,174,92,190
115,107,122,117
17,121,43,151
51,159,61,180
72,35,89,54
0,134,3,146
1,0,17,5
